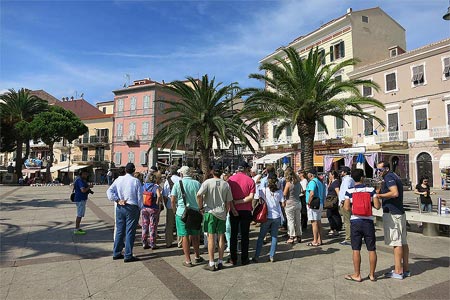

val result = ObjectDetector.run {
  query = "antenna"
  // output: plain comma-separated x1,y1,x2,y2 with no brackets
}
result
124,74,130,87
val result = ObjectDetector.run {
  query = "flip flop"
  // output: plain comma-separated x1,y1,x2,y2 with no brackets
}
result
344,275,362,282
367,274,377,282
306,242,320,247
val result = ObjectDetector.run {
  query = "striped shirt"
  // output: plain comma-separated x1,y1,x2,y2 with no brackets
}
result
344,184,376,221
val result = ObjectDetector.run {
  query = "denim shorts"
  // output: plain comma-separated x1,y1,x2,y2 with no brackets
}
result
76,200,87,217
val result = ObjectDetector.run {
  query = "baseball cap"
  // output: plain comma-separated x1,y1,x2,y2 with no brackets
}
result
177,166,191,176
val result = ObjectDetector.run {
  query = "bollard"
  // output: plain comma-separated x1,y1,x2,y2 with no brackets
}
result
437,197,442,215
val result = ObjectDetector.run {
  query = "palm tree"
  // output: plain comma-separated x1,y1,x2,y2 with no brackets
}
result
0,88,48,178
241,47,385,170
150,75,259,180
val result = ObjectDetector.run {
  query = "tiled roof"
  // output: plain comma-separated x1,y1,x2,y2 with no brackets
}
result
29,90,60,105
55,98,106,119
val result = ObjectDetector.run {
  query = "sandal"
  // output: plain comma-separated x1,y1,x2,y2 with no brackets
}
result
286,238,295,244
344,274,362,282
306,242,320,247
367,274,377,282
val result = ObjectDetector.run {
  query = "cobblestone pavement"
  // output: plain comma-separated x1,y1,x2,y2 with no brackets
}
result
0,185,449,300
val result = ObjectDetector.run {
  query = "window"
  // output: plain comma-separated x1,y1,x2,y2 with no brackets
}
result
336,117,344,130
363,85,372,97
272,125,278,139
415,108,427,130
329,41,345,62
385,72,397,92
140,151,147,165
117,99,124,116
60,154,67,162
362,15,369,23
318,49,325,65
388,113,399,132
411,65,425,85
317,117,325,132
142,121,149,136
143,95,150,114
128,122,136,137
117,123,123,137
128,151,135,163
443,57,450,79
130,96,137,115
364,118,373,136
286,125,292,137
82,148,88,161
114,152,122,165
102,107,106,113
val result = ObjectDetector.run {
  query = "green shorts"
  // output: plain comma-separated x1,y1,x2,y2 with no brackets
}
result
176,215,201,237
203,212,226,234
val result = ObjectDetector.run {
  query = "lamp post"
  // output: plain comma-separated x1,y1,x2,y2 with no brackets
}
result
67,143,71,184
444,1,450,20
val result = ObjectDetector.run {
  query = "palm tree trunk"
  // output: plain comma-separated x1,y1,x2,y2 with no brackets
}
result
15,139,24,180
24,140,31,161
46,144,54,183
298,123,316,170
200,148,210,182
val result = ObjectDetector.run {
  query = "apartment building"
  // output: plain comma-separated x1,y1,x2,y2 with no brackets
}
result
257,7,406,170
96,100,114,114
348,38,450,187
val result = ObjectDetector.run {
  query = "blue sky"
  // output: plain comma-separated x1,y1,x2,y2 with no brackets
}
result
1,0,449,104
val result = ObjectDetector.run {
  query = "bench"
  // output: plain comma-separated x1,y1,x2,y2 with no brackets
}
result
372,198,450,236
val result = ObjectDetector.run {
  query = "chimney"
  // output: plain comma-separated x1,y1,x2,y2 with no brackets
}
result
347,8,352,13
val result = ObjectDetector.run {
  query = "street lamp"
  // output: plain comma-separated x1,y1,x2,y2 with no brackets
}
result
444,2,450,20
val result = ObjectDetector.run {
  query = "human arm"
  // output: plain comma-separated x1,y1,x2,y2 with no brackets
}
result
343,198,351,212
233,193,255,204
373,194,381,210
283,181,290,198
377,184,399,199
196,194,204,214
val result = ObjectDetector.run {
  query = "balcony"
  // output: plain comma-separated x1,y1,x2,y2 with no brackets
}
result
123,135,139,143
374,131,409,144
72,154,110,164
431,126,450,139
75,136,109,146
336,128,353,138
315,131,328,141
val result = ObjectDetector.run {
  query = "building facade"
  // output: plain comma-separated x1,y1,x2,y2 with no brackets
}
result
349,38,450,187
257,7,406,171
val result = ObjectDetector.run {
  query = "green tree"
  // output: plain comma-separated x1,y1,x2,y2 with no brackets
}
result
28,106,88,182
150,75,259,180
241,47,385,170
0,88,48,178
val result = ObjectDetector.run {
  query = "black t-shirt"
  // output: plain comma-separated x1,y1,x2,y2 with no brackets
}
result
415,184,432,204
381,172,404,214
327,180,340,197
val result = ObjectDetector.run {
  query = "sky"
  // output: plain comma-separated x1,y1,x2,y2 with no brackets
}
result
1,0,449,104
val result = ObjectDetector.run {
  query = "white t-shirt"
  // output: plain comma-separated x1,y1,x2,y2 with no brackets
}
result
259,187,284,219
197,178,233,220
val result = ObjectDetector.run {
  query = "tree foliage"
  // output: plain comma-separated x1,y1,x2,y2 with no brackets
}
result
150,74,259,180
241,47,385,170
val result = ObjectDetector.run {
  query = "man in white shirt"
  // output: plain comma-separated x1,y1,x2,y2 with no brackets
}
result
107,163,143,262
339,166,355,246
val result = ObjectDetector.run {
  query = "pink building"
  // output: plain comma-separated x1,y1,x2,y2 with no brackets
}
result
112,78,182,172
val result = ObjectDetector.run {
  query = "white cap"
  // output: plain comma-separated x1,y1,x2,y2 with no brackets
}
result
177,166,191,176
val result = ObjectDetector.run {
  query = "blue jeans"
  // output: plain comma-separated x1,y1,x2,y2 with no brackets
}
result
254,217,281,259
421,203,432,212
113,204,140,259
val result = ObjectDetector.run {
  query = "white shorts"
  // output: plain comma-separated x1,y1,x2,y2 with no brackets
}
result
307,205,323,221
383,213,407,247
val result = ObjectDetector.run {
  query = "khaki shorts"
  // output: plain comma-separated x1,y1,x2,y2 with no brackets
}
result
383,213,407,247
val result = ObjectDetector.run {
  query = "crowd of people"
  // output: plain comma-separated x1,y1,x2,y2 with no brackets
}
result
72,160,413,280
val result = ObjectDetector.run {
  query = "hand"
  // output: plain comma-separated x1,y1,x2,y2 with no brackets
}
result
231,208,239,217
117,200,127,206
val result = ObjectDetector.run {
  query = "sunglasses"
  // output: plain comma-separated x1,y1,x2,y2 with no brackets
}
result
376,168,387,172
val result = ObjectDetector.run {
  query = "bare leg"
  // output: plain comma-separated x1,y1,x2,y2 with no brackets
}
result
317,220,323,244
218,234,225,260
182,236,191,262
352,250,362,279
402,244,409,272
311,221,318,244
75,216,82,229
393,246,403,274
207,233,215,263
191,234,200,258
369,250,377,278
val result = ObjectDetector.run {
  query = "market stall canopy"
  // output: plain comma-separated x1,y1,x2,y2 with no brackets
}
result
253,152,292,164
50,164,69,172
439,153,450,169
58,165,87,173
22,169,41,174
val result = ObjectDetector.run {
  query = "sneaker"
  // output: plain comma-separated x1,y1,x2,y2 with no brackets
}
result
182,261,193,267
269,257,274,263
143,243,150,249
339,241,351,246
112,254,124,260
124,256,140,263
194,256,205,264
73,229,86,235
384,270,403,280
203,264,217,271
224,247,230,253
217,262,224,270
403,270,411,277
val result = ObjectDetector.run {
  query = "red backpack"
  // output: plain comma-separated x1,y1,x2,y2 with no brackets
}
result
351,190,372,217
143,184,157,207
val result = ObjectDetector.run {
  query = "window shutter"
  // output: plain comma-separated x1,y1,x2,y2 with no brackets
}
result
115,152,121,165
140,151,147,165
340,41,345,58
329,46,334,62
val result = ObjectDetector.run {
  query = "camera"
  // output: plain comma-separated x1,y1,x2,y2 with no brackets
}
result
88,189,94,194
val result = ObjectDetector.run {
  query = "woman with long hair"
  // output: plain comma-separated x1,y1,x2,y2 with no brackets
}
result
253,176,285,262
141,173,163,249
326,170,342,236
283,167,302,244
414,176,435,213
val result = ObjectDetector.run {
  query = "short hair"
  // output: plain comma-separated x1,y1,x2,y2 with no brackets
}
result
351,169,365,183
212,168,222,177
378,160,390,169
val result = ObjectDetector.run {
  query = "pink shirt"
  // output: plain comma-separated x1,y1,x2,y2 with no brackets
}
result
228,172,256,211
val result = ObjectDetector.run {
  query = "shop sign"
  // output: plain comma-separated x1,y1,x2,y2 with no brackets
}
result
338,147,366,154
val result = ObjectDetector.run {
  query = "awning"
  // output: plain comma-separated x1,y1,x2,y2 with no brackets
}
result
253,152,292,164
59,165,88,172
439,153,450,169
22,169,41,174
50,164,68,172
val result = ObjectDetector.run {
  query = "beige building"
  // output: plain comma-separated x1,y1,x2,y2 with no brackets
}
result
96,100,114,114
258,7,406,170
348,38,450,188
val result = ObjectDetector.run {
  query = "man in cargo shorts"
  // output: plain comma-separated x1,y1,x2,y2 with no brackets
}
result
376,161,410,279
197,167,233,271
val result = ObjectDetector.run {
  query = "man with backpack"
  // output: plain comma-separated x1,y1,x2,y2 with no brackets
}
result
343,169,381,282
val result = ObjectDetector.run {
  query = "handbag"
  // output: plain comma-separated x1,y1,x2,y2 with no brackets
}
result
252,200,268,223
179,181,203,230
324,195,338,209
309,197,321,209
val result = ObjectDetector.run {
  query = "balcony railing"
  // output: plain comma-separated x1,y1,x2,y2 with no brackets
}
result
430,125,450,139
123,135,139,143
75,136,109,145
315,131,328,141
336,128,353,138
374,131,409,143
72,154,110,162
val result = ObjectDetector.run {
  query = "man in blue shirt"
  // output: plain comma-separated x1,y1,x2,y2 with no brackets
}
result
73,169,93,235
107,163,143,263
376,161,409,280
305,169,324,247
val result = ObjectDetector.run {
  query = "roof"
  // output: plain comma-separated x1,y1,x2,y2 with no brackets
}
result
29,90,60,105
54,98,107,119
